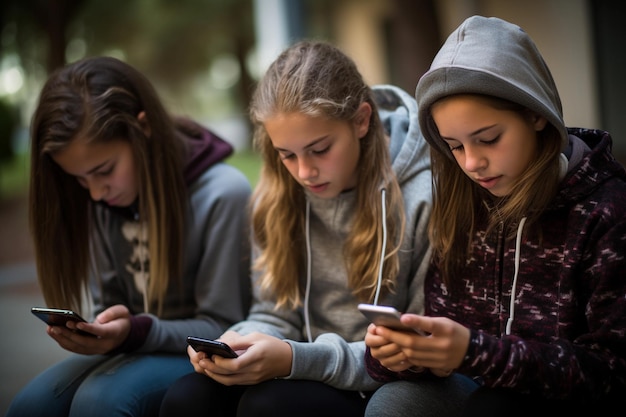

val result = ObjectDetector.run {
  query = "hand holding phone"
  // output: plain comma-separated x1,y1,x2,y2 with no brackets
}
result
358,303,427,336
187,336,239,358
31,307,97,337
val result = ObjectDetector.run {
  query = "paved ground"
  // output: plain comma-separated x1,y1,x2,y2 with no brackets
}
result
0,194,71,415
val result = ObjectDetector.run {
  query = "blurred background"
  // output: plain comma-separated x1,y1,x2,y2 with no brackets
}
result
0,0,625,198
0,0,625,414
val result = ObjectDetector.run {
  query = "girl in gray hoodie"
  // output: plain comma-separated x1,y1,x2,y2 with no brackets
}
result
160,40,434,416
6,56,252,417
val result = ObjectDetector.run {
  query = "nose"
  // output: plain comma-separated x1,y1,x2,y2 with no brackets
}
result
298,156,318,181
85,177,109,201
462,145,486,172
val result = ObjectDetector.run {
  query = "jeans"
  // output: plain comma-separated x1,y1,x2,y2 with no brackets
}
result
5,353,192,417
364,373,480,417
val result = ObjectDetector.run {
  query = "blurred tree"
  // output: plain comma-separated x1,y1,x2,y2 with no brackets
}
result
2,0,85,73
1,0,256,129
0,97,18,199
70,1,254,88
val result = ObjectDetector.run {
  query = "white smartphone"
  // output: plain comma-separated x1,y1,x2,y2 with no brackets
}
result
358,303,427,335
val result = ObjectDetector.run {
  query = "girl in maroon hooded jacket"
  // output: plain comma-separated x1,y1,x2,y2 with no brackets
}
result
364,15,626,417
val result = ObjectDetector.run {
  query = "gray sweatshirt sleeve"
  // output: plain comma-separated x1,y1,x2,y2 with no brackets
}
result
230,279,382,391
286,335,382,391
140,163,252,352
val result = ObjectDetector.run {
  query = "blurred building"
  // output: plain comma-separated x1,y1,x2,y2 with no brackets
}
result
1,0,623,160
254,0,625,162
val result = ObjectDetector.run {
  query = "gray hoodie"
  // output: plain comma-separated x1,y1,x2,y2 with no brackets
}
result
416,15,569,156
88,124,252,353
230,84,432,391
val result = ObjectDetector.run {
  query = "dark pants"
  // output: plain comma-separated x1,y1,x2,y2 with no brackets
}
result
159,372,372,417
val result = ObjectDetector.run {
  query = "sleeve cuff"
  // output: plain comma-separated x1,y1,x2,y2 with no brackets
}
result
108,315,153,354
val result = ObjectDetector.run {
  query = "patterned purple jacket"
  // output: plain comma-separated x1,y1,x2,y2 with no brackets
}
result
366,128,626,402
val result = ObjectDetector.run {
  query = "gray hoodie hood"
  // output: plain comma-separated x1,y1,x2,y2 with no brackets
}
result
373,84,430,184
416,15,568,158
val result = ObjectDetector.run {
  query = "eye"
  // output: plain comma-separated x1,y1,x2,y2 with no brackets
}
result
278,152,294,161
77,177,88,188
445,141,463,152
96,166,114,176
481,134,501,145
311,145,330,155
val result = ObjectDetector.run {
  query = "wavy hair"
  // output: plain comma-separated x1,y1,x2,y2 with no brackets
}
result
249,40,405,309
427,94,563,285
29,56,186,314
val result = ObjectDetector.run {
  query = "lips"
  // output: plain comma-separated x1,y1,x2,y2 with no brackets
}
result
475,176,500,189
105,195,121,206
306,183,329,193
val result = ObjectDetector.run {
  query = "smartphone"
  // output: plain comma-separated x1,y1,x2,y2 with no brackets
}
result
187,336,239,358
31,307,97,337
358,303,427,335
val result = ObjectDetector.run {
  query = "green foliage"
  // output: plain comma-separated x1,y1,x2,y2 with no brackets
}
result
0,151,29,199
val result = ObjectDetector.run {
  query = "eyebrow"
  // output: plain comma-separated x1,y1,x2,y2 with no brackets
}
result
441,124,498,141
469,124,498,137
85,160,110,175
273,136,328,153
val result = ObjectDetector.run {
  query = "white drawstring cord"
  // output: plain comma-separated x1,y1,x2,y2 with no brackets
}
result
373,189,387,306
505,216,527,335
303,200,313,343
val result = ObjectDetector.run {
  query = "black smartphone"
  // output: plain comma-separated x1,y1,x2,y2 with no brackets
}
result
31,307,97,337
187,336,239,358
358,303,427,335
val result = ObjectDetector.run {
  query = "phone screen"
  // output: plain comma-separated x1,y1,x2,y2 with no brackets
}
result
358,303,427,335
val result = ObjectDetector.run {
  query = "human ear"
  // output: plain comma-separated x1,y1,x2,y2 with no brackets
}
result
137,111,151,137
354,102,372,139
532,114,548,131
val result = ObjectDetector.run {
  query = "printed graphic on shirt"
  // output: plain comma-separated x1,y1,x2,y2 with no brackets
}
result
122,220,150,295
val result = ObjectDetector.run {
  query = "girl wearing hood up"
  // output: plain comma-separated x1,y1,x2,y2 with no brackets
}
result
6,56,252,417
364,15,626,416
159,40,434,416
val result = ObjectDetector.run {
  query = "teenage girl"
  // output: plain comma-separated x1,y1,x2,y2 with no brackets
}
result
159,40,435,416
6,56,252,417
364,15,626,417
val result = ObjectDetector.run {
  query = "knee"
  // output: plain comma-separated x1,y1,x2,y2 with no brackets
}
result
238,388,276,417
160,373,221,416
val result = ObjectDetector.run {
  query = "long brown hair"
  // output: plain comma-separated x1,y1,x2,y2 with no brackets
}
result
427,94,562,285
249,40,405,309
29,56,186,314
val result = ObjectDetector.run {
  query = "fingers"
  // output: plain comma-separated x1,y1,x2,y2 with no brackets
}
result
376,349,410,372
48,325,109,354
96,304,130,323
400,314,431,335
431,368,454,377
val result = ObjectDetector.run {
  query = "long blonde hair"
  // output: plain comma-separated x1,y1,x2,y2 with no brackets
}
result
428,94,563,285
29,56,187,314
249,40,405,309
